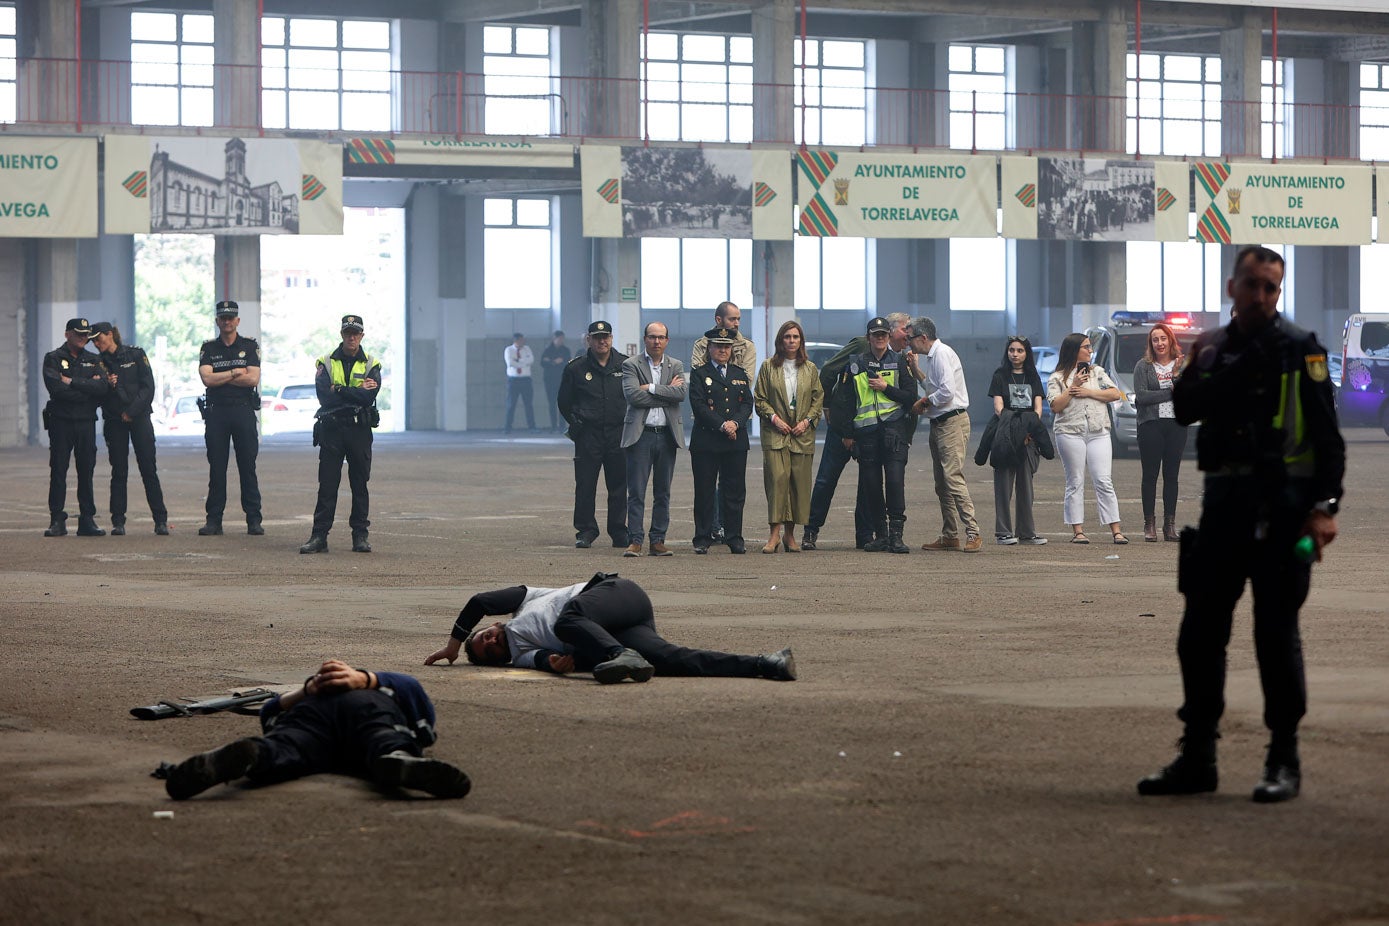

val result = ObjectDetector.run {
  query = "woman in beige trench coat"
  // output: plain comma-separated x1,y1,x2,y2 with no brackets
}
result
754,320,824,553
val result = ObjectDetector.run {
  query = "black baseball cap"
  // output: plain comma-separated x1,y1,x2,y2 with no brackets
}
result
588,321,613,336
90,322,113,336
867,316,890,334
65,318,93,335
215,300,239,318
341,314,365,332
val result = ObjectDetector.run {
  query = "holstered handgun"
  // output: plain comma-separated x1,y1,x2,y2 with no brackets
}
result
195,396,207,420
42,405,51,432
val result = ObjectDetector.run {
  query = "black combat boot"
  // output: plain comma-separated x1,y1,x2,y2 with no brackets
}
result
862,521,890,552
352,531,372,553
43,516,68,537
886,519,910,554
1252,734,1301,803
1137,734,1218,796
757,647,797,681
197,519,223,536
299,535,329,554
165,738,262,801
800,527,818,551
76,518,106,537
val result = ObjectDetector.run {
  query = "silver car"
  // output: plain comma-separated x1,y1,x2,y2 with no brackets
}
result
1086,321,1203,457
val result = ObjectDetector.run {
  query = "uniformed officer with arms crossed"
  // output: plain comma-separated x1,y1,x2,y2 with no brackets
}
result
1138,245,1344,804
197,299,264,536
688,326,753,554
829,316,919,554
300,314,381,554
41,318,108,537
91,322,169,535
557,320,629,549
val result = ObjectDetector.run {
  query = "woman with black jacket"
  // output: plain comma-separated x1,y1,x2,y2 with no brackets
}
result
1132,323,1188,541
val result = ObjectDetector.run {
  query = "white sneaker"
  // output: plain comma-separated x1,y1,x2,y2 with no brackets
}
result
996,535,1019,545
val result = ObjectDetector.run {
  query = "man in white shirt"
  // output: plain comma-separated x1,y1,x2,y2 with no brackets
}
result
503,332,537,433
909,316,982,552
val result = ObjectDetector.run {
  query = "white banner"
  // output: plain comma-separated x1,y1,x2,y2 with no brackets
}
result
104,135,343,236
796,150,996,238
345,137,574,169
0,137,97,238
1193,161,1371,245
1000,156,1038,239
1002,155,1184,242
1153,161,1189,242
581,144,623,238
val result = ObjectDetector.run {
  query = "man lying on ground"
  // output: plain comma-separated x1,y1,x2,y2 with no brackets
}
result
424,572,796,684
160,658,470,800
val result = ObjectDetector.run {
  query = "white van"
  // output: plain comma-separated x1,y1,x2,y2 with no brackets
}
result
1336,313,1389,434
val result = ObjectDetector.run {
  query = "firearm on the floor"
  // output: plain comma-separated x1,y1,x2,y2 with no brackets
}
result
130,688,276,720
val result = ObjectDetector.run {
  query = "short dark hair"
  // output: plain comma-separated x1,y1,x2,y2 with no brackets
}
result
715,301,738,319
553,330,565,338
513,332,524,340
1232,245,1284,277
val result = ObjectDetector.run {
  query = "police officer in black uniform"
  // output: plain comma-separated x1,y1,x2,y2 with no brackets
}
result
41,318,108,536
299,314,381,555
558,321,629,549
91,323,169,535
829,316,918,554
197,299,263,536
1139,245,1345,804
688,326,753,554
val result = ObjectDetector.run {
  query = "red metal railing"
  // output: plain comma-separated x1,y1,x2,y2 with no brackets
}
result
2,56,1380,162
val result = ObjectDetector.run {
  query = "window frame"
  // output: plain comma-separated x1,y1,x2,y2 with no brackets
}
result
130,10,215,128
483,196,555,311
260,15,393,133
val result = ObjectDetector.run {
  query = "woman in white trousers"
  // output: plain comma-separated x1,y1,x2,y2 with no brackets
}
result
1046,332,1128,544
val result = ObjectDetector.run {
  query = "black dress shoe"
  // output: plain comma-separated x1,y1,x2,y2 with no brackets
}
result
368,750,471,799
154,523,170,535
299,535,329,554
352,533,372,553
1137,739,1218,796
575,536,595,549
727,541,746,554
197,521,222,536
43,520,67,537
246,522,265,536
592,648,654,684
165,737,262,800
76,520,106,537
693,544,709,554
110,525,126,536
801,528,818,551
1252,762,1301,803
758,647,797,681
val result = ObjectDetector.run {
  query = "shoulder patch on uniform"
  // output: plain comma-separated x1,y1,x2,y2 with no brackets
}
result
1305,353,1329,383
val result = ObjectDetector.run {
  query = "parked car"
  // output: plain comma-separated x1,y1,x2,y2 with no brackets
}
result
155,393,205,436
1033,345,1059,427
805,341,846,371
1336,313,1389,435
1086,312,1205,456
262,383,319,435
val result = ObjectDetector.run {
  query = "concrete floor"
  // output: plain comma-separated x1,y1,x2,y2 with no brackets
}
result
1,428,1387,925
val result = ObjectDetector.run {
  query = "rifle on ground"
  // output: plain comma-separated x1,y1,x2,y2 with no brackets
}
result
130,688,276,720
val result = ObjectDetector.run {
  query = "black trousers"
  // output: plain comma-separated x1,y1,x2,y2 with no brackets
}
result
855,427,908,529
691,448,747,546
807,433,873,544
1137,418,1187,520
504,376,535,430
104,415,167,525
572,429,628,545
554,577,762,677
1177,477,1310,740
312,419,373,536
47,417,98,521
204,405,262,522
248,690,420,786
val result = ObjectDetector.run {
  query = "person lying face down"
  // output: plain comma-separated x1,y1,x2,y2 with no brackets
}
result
424,572,796,685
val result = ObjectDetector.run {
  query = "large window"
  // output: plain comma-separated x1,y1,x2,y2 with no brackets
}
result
483,24,556,136
794,38,870,147
948,45,1009,151
262,17,391,131
1262,59,1287,158
1126,218,1225,313
1127,53,1220,157
794,237,869,311
641,33,753,143
484,198,552,309
640,239,753,310
0,5,14,122
1359,63,1389,159
131,11,214,126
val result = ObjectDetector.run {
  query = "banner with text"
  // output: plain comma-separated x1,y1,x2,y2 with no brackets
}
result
1193,161,1371,245
795,150,996,238
1002,156,1187,242
345,137,574,169
581,145,790,240
104,135,343,236
0,137,97,237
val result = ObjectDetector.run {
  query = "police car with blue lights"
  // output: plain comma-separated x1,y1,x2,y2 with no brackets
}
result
1336,313,1389,435
1085,311,1206,456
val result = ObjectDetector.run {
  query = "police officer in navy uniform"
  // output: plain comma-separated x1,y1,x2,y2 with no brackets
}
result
1139,246,1345,804
828,316,918,555
558,320,629,549
300,314,381,554
91,322,169,535
688,326,753,554
41,318,109,536
197,299,264,536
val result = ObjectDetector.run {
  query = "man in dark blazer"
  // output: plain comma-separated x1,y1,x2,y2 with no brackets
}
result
688,327,753,554
620,321,687,556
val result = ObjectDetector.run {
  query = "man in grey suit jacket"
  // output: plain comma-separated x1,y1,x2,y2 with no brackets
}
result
620,321,687,556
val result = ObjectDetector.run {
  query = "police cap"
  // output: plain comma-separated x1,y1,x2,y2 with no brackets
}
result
704,326,737,345
866,316,891,334
341,314,365,332
587,320,613,336
215,300,240,318
65,318,93,335
90,322,113,336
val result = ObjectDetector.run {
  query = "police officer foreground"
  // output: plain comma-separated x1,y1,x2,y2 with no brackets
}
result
300,315,382,554
41,318,108,537
91,322,168,535
1138,245,1344,804
558,321,629,549
197,300,263,536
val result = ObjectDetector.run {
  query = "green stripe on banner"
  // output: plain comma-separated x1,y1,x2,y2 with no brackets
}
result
797,149,837,187
347,138,395,165
798,193,838,236
1015,183,1036,208
754,181,776,207
597,179,620,204
1155,188,1176,211
302,174,325,201
123,170,148,198
1196,206,1232,244
1195,161,1229,200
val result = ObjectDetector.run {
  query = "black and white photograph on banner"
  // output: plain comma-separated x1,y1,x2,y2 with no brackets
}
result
621,146,753,238
1037,157,1155,241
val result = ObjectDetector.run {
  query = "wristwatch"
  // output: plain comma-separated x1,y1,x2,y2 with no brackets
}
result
1312,497,1340,516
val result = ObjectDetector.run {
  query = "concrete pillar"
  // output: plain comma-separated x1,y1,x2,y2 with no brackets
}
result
752,0,795,354
1219,10,1262,158
212,0,261,340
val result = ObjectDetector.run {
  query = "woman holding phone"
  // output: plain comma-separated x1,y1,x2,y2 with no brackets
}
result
1046,332,1127,544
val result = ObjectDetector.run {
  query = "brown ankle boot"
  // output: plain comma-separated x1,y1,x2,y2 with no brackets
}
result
1143,517,1157,542
1163,517,1179,542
